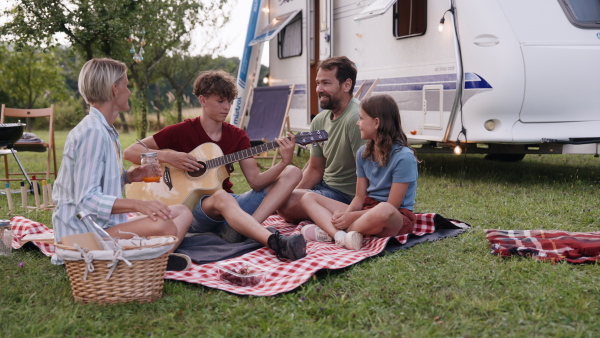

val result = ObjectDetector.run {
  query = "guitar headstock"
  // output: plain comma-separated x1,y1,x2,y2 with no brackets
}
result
294,130,329,146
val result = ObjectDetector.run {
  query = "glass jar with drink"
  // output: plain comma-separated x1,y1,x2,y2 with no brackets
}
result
141,152,161,183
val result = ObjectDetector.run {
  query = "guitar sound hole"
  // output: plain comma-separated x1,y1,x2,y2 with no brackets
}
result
188,161,206,178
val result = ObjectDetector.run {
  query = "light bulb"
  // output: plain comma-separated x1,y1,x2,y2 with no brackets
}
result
263,76,269,85
438,17,445,32
453,144,462,155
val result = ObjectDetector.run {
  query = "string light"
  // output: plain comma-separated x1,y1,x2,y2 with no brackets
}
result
453,140,462,155
438,6,455,33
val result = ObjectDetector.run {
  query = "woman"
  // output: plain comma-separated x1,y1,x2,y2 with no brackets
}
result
52,58,192,270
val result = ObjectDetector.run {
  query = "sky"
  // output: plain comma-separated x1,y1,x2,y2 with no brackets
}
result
209,0,270,66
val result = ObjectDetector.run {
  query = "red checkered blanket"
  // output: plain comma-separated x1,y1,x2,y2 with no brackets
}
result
486,229,600,264
10,214,469,296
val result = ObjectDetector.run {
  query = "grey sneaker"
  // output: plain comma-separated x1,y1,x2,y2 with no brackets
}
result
301,224,332,242
335,231,363,251
217,222,246,243
267,230,307,261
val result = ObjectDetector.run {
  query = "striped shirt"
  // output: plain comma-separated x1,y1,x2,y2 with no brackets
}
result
52,107,127,242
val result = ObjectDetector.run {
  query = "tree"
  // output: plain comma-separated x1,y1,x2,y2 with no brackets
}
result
159,54,238,123
1,0,232,137
0,44,68,110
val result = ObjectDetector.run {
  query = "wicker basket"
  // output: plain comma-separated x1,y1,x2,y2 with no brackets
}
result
56,236,176,304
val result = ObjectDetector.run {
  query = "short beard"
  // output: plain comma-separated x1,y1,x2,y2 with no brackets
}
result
319,95,339,110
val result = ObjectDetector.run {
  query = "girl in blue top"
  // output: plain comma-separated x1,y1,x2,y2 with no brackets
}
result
300,94,418,250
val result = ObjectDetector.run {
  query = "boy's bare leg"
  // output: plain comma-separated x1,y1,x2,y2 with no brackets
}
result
251,165,302,224
201,190,273,246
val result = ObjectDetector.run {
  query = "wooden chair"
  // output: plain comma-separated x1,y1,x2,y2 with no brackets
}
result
354,78,380,100
1,104,57,181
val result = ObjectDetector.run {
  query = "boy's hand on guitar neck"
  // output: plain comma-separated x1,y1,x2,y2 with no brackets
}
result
163,151,203,172
276,132,296,165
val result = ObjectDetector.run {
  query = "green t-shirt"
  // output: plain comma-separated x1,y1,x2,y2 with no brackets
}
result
310,98,366,197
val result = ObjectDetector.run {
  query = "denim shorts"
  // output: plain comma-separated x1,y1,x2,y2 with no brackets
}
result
310,181,353,204
189,189,268,233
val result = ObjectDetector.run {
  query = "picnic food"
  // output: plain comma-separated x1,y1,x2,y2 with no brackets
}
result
219,263,263,287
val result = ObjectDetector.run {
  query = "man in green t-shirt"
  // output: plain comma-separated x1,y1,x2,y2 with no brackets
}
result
278,56,365,223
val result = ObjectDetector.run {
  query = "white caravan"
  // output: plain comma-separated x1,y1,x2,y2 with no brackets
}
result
234,0,600,158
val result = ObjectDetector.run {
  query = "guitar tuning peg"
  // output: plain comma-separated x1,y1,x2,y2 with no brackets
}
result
319,141,326,146
312,142,318,147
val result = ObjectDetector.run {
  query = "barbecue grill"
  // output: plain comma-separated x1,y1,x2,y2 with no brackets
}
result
0,123,33,186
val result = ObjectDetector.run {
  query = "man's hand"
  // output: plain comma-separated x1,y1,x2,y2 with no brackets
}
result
276,132,296,165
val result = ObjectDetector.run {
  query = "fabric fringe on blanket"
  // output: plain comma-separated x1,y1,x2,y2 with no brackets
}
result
10,213,469,296
486,229,600,264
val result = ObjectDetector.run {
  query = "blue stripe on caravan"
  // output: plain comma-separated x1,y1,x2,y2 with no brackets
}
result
368,73,492,93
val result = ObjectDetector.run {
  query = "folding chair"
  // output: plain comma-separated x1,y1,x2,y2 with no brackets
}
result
239,85,295,168
353,78,380,100
1,104,57,182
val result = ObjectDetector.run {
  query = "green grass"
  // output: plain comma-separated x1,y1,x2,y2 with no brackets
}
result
1,130,600,336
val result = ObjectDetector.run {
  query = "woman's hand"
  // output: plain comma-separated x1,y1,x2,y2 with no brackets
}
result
136,200,173,221
331,210,360,230
128,163,161,182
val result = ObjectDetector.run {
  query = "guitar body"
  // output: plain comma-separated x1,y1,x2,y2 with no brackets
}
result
125,143,230,211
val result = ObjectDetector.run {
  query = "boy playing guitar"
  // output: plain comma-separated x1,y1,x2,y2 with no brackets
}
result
124,70,306,261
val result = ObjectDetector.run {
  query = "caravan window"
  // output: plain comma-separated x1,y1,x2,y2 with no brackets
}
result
278,13,302,59
559,0,600,28
393,0,427,38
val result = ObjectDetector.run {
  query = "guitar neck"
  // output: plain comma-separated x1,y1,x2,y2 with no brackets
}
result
205,141,279,169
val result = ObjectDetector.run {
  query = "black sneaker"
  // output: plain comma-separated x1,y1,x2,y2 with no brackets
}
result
217,222,246,243
267,230,307,261
166,253,192,271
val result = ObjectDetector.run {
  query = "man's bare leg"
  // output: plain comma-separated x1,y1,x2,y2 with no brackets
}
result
277,189,311,223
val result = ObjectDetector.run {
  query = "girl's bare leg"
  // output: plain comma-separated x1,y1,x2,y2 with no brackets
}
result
300,192,349,238
347,202,405,237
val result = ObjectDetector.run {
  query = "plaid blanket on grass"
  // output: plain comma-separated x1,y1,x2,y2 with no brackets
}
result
10,214,469,296
486,229,600,264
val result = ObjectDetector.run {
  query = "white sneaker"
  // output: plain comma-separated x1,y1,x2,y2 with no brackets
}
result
335,231,363,251
301,224,333,242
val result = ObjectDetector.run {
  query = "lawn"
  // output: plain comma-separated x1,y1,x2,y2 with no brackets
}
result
1,129,600,336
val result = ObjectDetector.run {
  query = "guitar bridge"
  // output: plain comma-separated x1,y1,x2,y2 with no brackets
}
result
163,167,173,191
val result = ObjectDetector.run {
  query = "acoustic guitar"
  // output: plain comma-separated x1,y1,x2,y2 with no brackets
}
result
125,130,328,211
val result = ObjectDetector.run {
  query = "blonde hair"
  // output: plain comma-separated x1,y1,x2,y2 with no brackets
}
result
78,58,127,104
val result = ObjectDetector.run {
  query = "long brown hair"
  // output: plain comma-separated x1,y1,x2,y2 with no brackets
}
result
360,94,414,167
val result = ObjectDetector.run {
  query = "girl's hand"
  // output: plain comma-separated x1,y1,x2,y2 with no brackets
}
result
137,200,173,221
331,210,359,230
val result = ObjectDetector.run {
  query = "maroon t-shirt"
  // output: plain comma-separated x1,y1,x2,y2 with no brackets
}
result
152,117,251,192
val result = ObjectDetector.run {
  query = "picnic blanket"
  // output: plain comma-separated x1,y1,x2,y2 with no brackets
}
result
486,229,600,264
10,214,469,296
